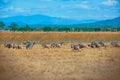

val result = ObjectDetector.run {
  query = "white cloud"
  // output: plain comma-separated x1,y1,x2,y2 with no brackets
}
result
15,8,25,13
102,0,118,6
60,5,70,9
76,4,89,9
76,1,91,9
1,6,25,13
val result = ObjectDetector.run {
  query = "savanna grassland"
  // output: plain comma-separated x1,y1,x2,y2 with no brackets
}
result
0,32,120,43
0,32,120,80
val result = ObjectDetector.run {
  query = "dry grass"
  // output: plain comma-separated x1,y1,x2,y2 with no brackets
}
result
0,32,120,80
0,32,120,43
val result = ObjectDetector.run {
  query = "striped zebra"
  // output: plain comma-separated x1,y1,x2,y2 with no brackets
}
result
24,41,35,49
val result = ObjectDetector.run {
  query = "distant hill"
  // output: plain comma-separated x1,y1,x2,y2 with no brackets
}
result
78,17,120,27
0,14,98,26
0,14,119,27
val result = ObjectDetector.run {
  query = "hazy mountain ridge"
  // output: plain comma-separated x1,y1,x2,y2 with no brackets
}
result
0,14,120,27
79,17,120,27
0,14,98,26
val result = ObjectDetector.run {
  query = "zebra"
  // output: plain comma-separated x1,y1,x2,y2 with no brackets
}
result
51,43,61,48
98,41,107,48
55,43,61,48
98,41,105,47
41,44,49,48
88,41,100,48
111,41,120,47
12,44,21,49
24,41,35,49
78,43,86,48
71,44,80,51
71,43,75,48
4,43,12,49
23,40,29,45
51,43,56,48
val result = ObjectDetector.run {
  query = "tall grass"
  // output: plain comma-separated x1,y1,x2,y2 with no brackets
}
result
0,32,120,43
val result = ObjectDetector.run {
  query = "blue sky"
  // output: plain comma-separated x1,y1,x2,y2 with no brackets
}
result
0,0,120,20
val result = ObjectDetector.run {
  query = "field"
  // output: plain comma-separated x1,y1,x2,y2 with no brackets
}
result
0,32,120,43
0,32,120,80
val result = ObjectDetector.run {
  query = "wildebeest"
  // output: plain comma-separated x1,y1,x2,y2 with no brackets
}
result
111,41,120,47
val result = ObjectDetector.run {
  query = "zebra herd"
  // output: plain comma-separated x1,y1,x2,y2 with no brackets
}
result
71,43,86,51
42,42,64,48
4,40,35,49
3,40,120,51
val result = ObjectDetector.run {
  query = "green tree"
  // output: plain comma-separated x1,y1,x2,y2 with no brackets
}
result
8,22,18,31
42,26,53,32
0,21,5,30
24,24,31,31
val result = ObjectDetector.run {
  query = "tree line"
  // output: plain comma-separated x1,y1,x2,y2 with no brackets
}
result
0,21,120,32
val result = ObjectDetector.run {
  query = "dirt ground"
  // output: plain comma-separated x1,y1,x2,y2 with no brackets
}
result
0,43,120,80
0,32,120,80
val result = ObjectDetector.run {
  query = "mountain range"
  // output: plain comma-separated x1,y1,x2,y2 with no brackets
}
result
0,14,120,27
78,17,120,27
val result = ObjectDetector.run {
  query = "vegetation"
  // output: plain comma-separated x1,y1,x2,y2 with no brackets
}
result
18,26,120,32
18,24,32,31
0,21,5,30
8,22,18,32
0,21,120,32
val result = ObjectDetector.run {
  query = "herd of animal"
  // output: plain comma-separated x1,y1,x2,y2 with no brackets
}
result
4,41,35,49
3,40,120,51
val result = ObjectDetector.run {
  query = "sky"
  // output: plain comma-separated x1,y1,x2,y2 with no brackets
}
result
0,0,120,20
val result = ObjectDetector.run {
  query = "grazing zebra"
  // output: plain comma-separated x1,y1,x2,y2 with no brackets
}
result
111,41,120,47
55,43,61,48
4,43,12,48
88,41,100,48
98,41,107,48
13,44,21,49
51,43,61,48
24,41,35,49
71,43,75,48
23,40,29,45
98,41,105,47
41,44,49,48
71,44,80,51
78,43,86,48
51,43,56,48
